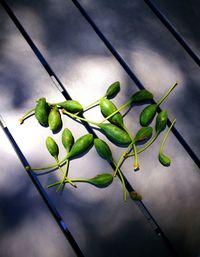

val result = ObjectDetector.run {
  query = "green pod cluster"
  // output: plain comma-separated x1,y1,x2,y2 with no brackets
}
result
35,97,50,127
98,123,131,145
46,136,59,159
48,106,62,132
134,127,153,143
62,128,74,153
140,104,157,127
130,89,153,104
88,173,113,188
156,110,168,134
94,138,113,161
100,98,124,127
58,100,83,113
105,81,120,99
67,133,94,159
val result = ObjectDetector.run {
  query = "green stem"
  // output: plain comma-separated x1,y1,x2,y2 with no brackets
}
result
159,118,176,154
113,143,132,177
123,126,139,171
127,133,159,157
99,99,132,123
32,154,68,171
82,96,106,113
157,81,178,106
19,107,35,124
56,159,70,191
62,109,99,126
112,160,127,201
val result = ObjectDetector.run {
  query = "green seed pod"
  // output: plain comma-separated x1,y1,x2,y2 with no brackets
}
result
100,98,124,128
35,97,50,127
61,128,74,153
140,104,157,126
57,100,83,113
130,89,153,103
46,136,59,159
48,106,62,132
67,133,94,159
134,126,153,143
156,110,168,134
105,81,120,99
159,152,171,166
94,138,113,161
88,173,113,188
98,123,131,145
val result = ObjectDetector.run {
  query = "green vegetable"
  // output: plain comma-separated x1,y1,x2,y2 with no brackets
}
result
100,98,124,128
105,81,120,99
94,138,113,161
130,89,153,103
155,110,168,134
57,100,83,113
98,123,131,145
61,128,74,152
159,153,171,166
48,106,62,132
67,133,94,159
134,127,153,143
35,97,50,126
140,104,157,126
46,136,59,160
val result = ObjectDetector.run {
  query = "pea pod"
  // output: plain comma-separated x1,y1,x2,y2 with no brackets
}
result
67,133,94,159
98,123,131,145
130,89,153,103
57,100,83,113
85,173,113,188
48,106,62,132
105,81,120,99
46,136,59,159
100,98,124,128
62,128,74,153
139,104,157,126
35,97,50,127
134,126,153,143
94,138,113,161
156,110,168,134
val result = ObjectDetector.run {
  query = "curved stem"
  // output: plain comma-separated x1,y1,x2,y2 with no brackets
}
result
32,154,68,171
56,159,70,191
112,160,127,201
157,81,178,106
159,118,176,154
127,133,159,157
123,126,139,171
113,143,132,176
19,107,35,124
62,109,99,126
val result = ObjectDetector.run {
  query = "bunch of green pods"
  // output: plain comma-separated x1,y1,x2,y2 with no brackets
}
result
20,81,177,201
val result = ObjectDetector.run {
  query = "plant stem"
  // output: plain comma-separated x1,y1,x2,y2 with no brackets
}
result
82,96,106,113
112,160,127,201
18,107,35,124
127,133,159,157
99,99,132,123
62,109,99,126
157,81,178,106
159,118,176,154
122,126,139,171
32,154,68,171
113,143,132,176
